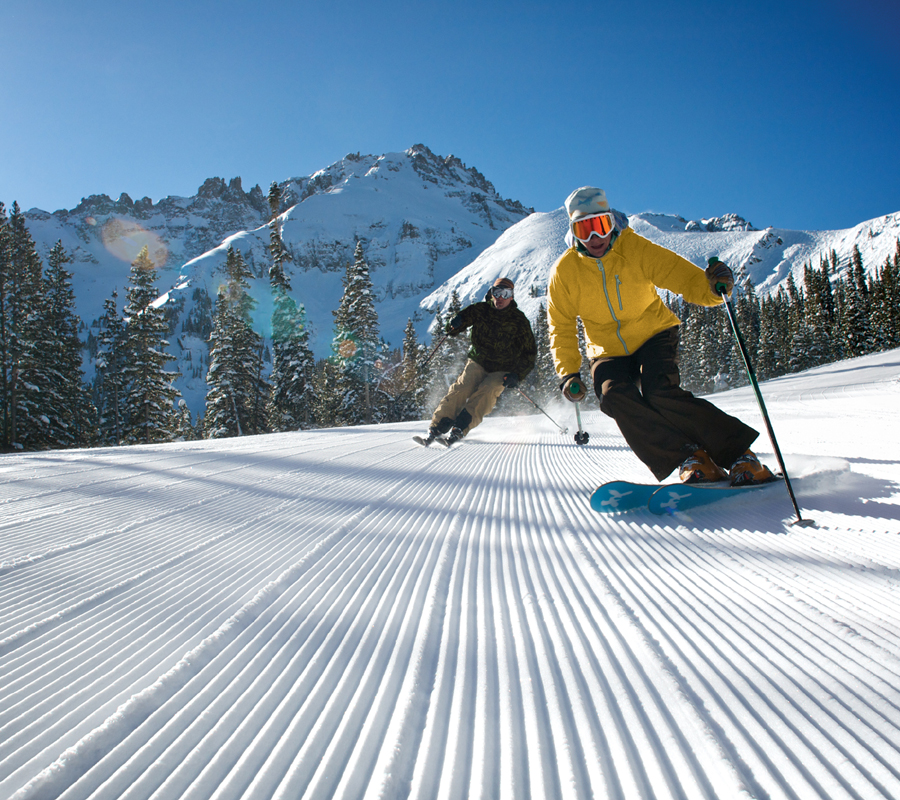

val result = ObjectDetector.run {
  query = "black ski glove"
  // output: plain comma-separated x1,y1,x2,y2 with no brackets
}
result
503,372,519,389
560,373,586,402
706,257,734,296
446,314,463,337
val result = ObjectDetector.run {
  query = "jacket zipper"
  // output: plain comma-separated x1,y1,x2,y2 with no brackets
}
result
598,260,630,354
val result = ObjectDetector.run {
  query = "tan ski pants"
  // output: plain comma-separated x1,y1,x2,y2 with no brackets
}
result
431,360,507,435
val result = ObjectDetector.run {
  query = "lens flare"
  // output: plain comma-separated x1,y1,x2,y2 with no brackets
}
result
101,218,168,267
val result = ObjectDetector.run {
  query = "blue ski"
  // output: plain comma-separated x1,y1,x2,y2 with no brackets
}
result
648,478,783,515
589,480,661,513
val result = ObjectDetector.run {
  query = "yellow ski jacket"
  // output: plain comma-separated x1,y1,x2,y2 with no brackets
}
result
547,227,724,378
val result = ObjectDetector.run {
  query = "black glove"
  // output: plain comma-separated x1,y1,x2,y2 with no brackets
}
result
446,314,463,337
706,257,734,296
503,372,519,389
560,373,586,402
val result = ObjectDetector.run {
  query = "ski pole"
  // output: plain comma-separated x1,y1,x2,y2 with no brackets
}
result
515,387,569,434
573,400,589,445
418,335,448,371
376,334,448,398
566,377,589,445
710,258,812,528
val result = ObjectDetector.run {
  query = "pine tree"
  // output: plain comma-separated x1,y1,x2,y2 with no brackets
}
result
122,246,182,444
729,280,760,388
398,318,426,419
529,302,556,406
802,259,835,366
423,309,449,412
839,246,875,358
314,357,342,428
757,289,789,381
869,248,900,352
1,203,48,448
205,246,268,438
95,290,128,444
329,241,381,426
265,182,317,431
442,289,469,372
41,241,96,448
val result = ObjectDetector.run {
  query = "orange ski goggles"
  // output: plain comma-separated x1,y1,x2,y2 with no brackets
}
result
571,212,615,242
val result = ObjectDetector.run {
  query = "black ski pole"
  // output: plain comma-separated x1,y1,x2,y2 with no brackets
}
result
418,335,448,370
515,387,569,434
573,400,589,445
709,258,813,528
566,378,589,445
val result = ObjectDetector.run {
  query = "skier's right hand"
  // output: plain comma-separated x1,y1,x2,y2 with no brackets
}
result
561,373,586,402
446,315,463,337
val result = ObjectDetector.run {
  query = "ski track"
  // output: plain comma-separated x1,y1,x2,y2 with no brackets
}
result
2,378,900,799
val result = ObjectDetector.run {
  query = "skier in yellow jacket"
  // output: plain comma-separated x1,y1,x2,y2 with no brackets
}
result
547,186,775,485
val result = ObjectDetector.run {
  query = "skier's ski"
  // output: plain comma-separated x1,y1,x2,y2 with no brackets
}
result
590,480,661,513
590,477,783,515
413,435,442,447
648,477,783,515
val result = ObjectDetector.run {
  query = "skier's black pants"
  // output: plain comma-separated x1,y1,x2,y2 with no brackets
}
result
591,327,758,481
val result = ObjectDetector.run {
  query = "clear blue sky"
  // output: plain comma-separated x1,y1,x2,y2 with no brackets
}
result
2,0,898,231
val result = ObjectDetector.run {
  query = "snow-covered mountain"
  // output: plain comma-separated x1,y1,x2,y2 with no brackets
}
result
19,144,900,417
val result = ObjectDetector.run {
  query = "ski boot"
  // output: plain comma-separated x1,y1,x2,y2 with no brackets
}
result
679,449,728,484
444,427,465,447
728,450,777,486
413,426,442,447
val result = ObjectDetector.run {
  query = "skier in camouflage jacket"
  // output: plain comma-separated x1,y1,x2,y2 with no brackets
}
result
421,277,536,446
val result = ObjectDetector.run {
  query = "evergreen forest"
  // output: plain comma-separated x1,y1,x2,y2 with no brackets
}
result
2,196,899,453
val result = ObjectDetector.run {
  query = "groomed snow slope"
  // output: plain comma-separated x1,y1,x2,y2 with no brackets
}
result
2,350,900,800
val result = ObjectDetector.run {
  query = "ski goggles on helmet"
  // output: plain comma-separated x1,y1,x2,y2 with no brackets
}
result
490,285,514,300
571,212,615,242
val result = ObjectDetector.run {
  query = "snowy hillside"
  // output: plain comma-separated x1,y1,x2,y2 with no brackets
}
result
2,348,899,800
423,207,900,315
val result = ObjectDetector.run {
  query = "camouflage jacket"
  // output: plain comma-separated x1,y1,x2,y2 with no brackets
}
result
452,295,537,377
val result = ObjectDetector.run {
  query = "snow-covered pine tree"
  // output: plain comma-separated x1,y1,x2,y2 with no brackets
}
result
442,289,469,376
122,245,182,444
530,302,555,404
840,245,875,357
329,241,380,426
802,259,837,366
756,292,788,380
1,203,50,448
314,357,342,428
870,245,900,350
41,241,96,448
265,182,317,431
729,281,759,389
376,320,422,422
95,291,128,445
205,246,268,438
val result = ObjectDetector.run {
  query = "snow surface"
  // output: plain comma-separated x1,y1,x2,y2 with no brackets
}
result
2,349,900,800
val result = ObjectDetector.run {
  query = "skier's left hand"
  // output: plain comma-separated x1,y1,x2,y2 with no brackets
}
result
706,258,734,296
503,372,519,389
446,314,464,337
